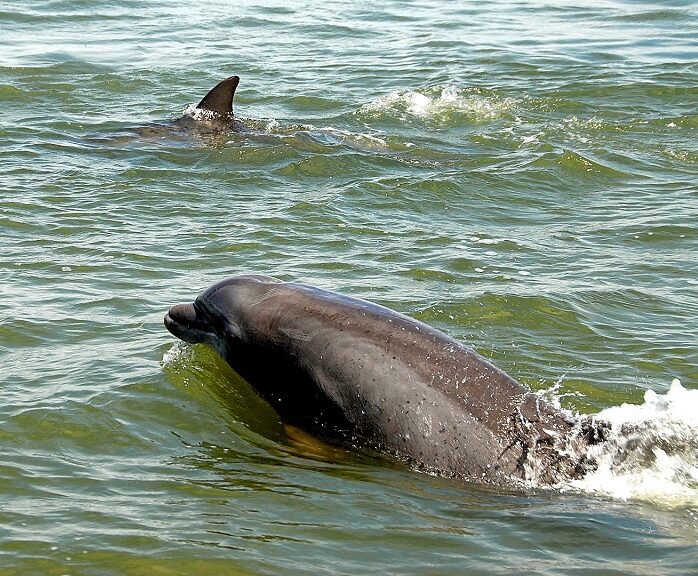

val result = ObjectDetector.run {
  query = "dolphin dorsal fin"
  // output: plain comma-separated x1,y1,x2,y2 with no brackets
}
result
196,75,240,116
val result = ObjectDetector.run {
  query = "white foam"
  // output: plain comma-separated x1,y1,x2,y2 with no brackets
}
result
521,134,540,145
564,379,698,507
182,104,228,121
360,86,515,121
162,341,193,366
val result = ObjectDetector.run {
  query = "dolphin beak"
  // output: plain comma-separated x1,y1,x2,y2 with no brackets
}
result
164,303,210,343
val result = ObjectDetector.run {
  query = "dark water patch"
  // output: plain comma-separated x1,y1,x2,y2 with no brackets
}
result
402,267,459,284
0,83,33,102
525,149,635,180
610,8,691,24
281,95,348,113
4,59,114,78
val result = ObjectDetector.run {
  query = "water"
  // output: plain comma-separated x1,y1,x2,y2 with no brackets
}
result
1,0,697,573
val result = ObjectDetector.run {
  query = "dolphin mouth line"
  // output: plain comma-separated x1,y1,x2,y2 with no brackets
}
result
164,302,215,344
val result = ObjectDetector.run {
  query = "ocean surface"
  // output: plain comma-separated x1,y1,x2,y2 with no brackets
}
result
1,0,697,574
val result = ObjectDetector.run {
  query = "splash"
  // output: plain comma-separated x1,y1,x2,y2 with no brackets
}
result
182,104,230,121
162,341,193,366
561,379,698,507
359,85,515,123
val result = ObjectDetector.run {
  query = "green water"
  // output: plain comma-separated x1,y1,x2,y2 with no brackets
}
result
1,1,697,574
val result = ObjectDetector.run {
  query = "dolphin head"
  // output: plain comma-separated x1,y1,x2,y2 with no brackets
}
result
164,274,283,357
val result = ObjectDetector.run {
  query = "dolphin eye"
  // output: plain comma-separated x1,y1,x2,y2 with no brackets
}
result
196,298,243,341
193,299,221,330
193,299,211,321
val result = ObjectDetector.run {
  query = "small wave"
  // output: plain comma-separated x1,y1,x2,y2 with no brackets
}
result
254,120,393,153
563,379,698,507
359,86,515,123
298,125,389,149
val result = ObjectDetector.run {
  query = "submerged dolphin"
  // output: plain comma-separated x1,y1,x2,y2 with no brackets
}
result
164,275,604,486
124,75,242,141
114,75,394,152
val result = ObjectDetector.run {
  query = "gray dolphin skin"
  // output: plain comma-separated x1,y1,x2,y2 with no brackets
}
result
164,275,603,487
195,75,240,117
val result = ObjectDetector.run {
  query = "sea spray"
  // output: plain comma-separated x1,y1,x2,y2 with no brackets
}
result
359,85,516,123
562,379,698,506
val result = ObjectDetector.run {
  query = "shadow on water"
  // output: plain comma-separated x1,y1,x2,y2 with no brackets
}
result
162,342,389,479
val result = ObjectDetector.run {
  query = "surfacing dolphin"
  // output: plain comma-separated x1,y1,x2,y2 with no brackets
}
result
128,75,243,141
164,275,605,487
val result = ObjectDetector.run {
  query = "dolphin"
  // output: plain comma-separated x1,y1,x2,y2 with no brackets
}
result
112,75,243,142
164,275,604,487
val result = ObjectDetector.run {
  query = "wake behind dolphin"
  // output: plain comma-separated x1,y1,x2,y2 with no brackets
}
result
164,275,609,487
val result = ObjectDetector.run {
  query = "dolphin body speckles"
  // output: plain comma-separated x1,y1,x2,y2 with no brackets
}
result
164,275,602,487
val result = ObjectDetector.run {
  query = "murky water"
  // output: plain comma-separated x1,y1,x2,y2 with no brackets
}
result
1,1,697,574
